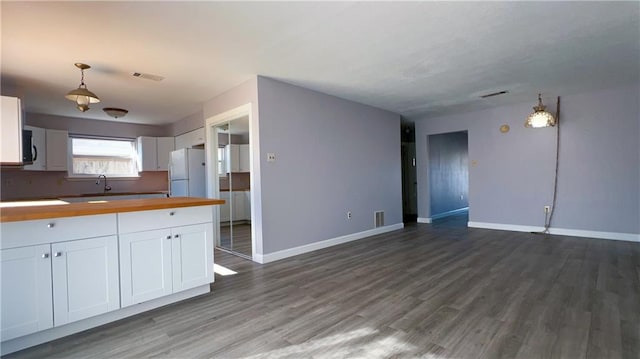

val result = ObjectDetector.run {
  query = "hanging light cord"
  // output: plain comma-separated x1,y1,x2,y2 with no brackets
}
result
543,96,561,234
79,69,86,88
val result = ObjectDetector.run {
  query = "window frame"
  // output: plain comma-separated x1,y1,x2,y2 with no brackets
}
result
67,135,140,179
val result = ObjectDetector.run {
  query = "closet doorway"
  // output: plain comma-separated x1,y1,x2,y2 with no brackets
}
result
205,105,254,260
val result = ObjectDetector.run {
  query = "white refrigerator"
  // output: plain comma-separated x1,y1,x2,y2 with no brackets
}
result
169,148,206,197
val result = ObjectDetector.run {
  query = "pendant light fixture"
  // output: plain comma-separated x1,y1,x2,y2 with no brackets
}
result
525,93,556,128
65,63,100,112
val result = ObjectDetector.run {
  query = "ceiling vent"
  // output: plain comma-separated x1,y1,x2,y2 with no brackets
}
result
131,72,165,82
480,90,508,98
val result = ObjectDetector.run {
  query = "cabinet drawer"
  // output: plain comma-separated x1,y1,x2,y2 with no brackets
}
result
0,214,117,250
118,206,213,234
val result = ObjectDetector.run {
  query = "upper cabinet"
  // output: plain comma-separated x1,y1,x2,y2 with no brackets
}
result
225,144,250,173
22,126,67,171
1,96,24,165
137,136,175,171
23,126,46,171
156,137,174,171
175,127,205,150
45,129,68,171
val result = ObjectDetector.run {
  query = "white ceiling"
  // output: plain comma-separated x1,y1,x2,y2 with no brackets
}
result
2,2,638,125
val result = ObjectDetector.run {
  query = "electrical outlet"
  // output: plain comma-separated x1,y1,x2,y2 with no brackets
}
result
347,211,352,219
544,206,551,214
267,153,276,162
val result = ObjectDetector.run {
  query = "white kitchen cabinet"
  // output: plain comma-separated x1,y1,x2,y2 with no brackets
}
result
0,214,119,342
156,137,175,170
175,127,205,149
218,191,249,222
119,224,213,307
23,126,46,171
0,96,23,164
51,236,119,326
233,191,246,221
224,144,250,173
0,234,119,341
171,224,213,292
225,144,239,173
219,192,231,222
45,129,68,171
137,136,157,172
137,136,175,171
119,229,173,307
244,191,251,222
0,245,53,341
239,144,250,172
118,206,214,307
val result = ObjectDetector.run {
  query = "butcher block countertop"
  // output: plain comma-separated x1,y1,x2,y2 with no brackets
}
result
0,197,224,223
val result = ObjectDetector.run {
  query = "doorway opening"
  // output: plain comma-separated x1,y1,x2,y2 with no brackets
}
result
205,104,255,261
427,131,469,227
401,120,417,223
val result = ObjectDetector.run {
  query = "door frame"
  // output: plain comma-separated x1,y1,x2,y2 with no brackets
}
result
204,103,259,262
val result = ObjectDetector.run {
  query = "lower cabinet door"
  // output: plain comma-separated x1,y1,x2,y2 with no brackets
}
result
51,236,120,326
0,245,53,341
119,229,173,307
171,223,214,293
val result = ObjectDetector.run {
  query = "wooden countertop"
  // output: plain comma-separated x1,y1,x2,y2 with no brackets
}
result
0,197,224,223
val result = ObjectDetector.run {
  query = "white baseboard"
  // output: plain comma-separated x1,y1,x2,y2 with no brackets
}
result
255,223,405,264
430,207,469,221
468,221,640,243
417,217,432,223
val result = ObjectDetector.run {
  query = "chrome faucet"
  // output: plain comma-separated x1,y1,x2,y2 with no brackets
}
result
96,174,112,193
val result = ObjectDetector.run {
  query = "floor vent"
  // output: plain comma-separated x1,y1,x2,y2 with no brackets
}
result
374,211,384,228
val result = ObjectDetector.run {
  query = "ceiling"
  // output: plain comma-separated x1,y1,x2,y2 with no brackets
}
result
2,2,638,125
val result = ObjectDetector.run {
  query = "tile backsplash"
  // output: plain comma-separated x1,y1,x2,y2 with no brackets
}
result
0,169,169,201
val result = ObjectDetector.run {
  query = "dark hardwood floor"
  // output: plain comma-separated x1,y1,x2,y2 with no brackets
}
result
7,222,639,358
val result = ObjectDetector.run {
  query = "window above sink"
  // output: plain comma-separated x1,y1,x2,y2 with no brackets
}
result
68,136,139,178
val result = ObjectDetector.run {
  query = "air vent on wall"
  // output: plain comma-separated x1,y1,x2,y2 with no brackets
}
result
132,72,165,82
480,90,509,98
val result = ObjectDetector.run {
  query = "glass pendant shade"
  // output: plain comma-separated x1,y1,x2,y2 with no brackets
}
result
525,94,556,128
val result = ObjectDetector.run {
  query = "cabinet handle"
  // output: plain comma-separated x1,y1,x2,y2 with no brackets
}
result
174,234,180,238
42,253,49,259
169,212,175,216
166,235,171,240
54,252,62,257
47,223,55,228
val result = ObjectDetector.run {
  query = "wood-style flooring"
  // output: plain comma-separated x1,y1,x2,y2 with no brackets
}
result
220,223,252,257
7,219,640,358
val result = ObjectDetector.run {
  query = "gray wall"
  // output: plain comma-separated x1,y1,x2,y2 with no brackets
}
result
428,131,468,216
415,84,639,235
257,77,402,254
170,110,204,137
